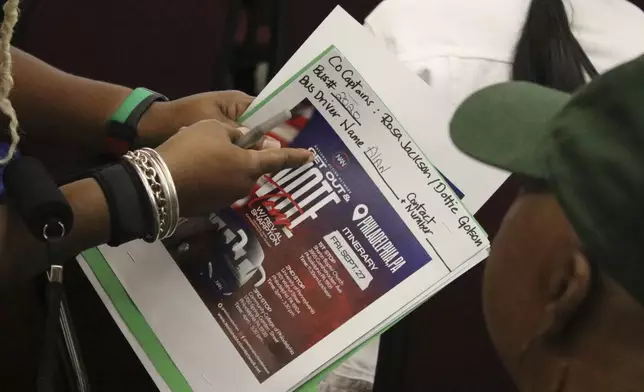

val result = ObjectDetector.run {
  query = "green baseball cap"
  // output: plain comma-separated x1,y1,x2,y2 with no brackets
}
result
450,55,644,304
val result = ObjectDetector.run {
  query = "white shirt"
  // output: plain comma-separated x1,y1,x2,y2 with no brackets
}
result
364,0,644,153
365,0,644,73
361,0,644,215
329,0,644,386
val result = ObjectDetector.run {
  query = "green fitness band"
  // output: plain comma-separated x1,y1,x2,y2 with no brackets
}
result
106,87,168,155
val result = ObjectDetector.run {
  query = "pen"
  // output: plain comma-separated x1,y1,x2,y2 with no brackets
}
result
235,110,293,149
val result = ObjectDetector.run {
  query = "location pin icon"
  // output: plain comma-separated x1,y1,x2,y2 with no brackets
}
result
352,204,369,221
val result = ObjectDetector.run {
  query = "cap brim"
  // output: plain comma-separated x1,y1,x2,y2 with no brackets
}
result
450,81,571,179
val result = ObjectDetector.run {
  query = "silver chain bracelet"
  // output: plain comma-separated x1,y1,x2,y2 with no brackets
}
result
123,149,180,242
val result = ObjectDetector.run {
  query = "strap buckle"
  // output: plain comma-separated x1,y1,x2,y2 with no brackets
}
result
47,265,64,284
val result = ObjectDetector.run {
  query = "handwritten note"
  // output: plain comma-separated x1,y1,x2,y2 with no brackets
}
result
290,47,487,269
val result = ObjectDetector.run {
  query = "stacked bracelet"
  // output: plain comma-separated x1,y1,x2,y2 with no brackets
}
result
92,148,179,246
122,148,180,242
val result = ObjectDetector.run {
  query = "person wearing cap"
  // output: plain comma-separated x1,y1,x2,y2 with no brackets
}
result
450,54,644,391
364,3,644,391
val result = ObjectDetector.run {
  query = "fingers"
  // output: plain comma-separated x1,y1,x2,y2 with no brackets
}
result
180,119,283,154
219,90,254,122
227,125,244,141
189,120,280,151
219,116,243,129
260,136,281,150
249,148,313,176
230,91,254,116
237,127,281,150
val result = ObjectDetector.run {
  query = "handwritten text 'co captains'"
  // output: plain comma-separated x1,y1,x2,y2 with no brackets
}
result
308,55,376,107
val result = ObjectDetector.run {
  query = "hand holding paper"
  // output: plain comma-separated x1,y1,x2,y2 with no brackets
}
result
157,119,311,216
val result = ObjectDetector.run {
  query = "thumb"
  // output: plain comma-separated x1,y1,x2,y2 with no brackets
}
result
250,148,313,175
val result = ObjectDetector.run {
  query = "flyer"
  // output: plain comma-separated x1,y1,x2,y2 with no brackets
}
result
78,8,495,392
159,45,488,383
165,106,437,381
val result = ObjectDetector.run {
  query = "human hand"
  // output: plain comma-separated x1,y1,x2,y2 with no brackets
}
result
155,119,312,216
138,90,254,146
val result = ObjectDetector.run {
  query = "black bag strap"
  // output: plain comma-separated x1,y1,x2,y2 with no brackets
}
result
4,156,89,392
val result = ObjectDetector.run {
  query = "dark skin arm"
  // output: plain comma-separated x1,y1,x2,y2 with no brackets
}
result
0,120,312,287
9,47,253,150
0,50,298,287
0,48,136,284
10,47,132,149
0,179,110,287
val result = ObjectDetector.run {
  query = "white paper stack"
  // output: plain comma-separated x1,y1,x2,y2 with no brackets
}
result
78,7,508,392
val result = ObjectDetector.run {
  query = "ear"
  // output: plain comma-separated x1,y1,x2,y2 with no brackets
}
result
542,250,593,340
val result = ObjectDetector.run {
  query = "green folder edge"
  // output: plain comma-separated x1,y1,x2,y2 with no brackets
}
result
82,44,487,391
82,245,394,392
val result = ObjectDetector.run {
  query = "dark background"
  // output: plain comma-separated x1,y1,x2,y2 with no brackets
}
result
1,0,643,391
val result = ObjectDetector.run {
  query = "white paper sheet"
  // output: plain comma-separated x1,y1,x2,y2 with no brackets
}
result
78,7,505,392
249,7,508,213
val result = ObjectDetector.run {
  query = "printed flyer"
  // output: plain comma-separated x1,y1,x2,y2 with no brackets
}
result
159,45,487,383
79,16,492,390
163,108,433,381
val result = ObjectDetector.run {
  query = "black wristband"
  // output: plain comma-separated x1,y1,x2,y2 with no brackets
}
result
106,88,168,156
92,162,155,246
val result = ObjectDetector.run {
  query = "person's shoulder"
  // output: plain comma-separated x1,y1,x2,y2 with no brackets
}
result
365,0,529,63
365,0,459,33
364,0,403,40
601,0,644,38
573,0,644,73
574,0,644,31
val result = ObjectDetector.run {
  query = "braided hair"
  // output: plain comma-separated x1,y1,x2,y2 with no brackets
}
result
0,0,20,164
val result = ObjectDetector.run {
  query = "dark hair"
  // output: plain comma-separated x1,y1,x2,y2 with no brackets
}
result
513,1,599,196
513,1,608,329
512,0,598,93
